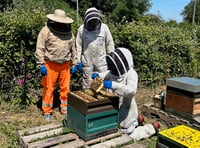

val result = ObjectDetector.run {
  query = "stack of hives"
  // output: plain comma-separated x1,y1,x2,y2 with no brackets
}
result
165,77,200,119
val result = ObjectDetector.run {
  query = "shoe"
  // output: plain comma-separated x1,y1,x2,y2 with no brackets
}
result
138,114,144,124
44,114,51,122
152,121,160,132
61,110,67,115
62,119,68,127
120,125,135,134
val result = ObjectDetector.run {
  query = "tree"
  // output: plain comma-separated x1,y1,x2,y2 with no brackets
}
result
0,0,13,11
141,14,164,24
68,0,151,23
112,0,151,22
181,0,200,24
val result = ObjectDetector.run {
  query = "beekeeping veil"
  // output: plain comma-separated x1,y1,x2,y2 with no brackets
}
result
84,7,102,31
106,48,134,77
46,9,73,34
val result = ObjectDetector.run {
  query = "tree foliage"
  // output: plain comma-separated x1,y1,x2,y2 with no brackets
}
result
181,0,200,24
67,0,151,23
0,0,13,11
110,0,151,22
110,21,200,85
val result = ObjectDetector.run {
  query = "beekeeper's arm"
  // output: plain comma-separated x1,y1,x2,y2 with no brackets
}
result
104,24,115,53
104,69,138,97
76,26,83,62
35,26,48,67
70,33,80,74
71,34,78,66
35,26,49,76
72,26,83,74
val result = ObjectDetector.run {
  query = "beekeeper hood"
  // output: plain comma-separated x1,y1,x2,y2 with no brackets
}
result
47,9,74,34
84,7,102,31
106,48,134,77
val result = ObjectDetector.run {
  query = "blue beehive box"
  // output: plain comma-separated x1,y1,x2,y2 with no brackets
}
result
67,91,119,141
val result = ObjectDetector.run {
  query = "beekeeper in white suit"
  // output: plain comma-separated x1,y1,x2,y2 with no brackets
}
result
76,7,115,89
92,47,160,141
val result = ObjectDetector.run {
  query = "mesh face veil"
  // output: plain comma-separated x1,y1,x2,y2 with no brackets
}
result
47,19,71,34
84,8,102,31
106,48,130,77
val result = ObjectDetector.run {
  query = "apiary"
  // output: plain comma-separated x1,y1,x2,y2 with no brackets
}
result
156,125,200,148
165,77,200,117
67,83,119,141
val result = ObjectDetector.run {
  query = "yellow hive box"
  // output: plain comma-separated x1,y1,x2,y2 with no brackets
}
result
157,125,200,148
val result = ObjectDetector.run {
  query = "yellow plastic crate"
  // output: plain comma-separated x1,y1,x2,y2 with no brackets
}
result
157,125,200,148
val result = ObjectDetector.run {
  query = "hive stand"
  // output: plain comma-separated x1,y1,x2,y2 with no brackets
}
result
17,122,147,148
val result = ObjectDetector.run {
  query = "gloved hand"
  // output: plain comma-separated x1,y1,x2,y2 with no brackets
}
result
104,80,112,89
40,66,47,76
77,62,83,72
71,65,78,74
92,73,99,79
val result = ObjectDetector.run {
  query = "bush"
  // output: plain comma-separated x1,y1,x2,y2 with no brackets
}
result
110,21,200,86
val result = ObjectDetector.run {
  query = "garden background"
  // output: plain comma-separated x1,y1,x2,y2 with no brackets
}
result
0,0,199,147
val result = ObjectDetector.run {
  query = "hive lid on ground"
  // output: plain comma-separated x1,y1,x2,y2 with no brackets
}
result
158,125,200,148
166,77,200,93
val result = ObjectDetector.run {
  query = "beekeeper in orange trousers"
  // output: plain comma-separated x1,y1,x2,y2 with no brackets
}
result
35,9,79,121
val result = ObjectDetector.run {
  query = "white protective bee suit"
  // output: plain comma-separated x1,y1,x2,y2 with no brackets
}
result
76,7,115,89
98,47,157,141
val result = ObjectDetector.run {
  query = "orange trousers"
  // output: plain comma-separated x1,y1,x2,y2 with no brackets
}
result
41,60,71,115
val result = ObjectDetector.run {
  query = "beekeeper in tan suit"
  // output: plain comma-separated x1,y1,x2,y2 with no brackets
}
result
35,9,78,121
76,7,115,89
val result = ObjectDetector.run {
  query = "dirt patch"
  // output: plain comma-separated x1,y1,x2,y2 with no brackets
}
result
136,85,166,109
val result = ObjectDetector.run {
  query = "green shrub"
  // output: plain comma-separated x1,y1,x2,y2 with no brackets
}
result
110,21,200,86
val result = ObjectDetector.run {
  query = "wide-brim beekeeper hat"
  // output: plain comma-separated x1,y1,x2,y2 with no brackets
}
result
47,9,74,24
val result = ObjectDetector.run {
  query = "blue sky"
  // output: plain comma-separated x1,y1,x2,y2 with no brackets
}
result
148,0,191,22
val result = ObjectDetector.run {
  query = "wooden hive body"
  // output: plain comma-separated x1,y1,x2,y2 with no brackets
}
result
67,90,119,141
166,77,200,117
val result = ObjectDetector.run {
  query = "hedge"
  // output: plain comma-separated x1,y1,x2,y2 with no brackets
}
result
0,3,199,105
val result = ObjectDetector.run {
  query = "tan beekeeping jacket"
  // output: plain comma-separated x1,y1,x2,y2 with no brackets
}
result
35,25,78,66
